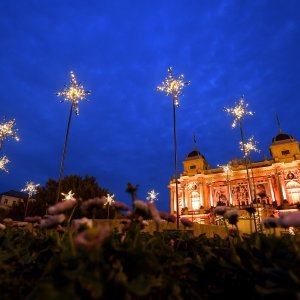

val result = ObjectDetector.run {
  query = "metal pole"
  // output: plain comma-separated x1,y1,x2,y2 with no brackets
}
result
173,99,180,230
56,104,73,203
239,121,253,204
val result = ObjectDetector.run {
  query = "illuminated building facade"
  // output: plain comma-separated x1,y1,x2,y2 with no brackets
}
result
169,129,300,214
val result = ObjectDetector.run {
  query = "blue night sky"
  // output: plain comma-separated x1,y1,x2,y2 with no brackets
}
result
1,0,300,211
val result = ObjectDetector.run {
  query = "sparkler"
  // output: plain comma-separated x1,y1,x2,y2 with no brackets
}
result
0,118,19,150
61,190,75,201
105,193,115,218
22,181,40,218
146,189,159,203
0,155,9,173
56,71,91,202
157,67,190,229
224,96,254,206
240,135,262,228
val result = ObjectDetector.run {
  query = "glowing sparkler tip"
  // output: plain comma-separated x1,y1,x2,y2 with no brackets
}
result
224,96,254,128
0,118,20,142
146,189,159,203
157,67,190,106
0,155,10,173
57,71,91,115
61,190,75,201
21,181,40,198
105,193,115,206
240,136,260,157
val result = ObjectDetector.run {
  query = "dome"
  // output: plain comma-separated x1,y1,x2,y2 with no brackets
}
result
272,132,294,143
187,150,205,159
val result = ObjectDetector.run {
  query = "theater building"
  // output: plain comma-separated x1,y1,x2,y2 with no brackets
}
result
169,128,300,215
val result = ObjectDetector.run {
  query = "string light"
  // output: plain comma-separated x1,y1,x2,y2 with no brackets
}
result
0,118,19,142
21,181,40,198
156,67,190,107
146,189,159,203
61,190,75,201
224,96,254,128
0,155,9,173
240,136,260,157
56,71,91,115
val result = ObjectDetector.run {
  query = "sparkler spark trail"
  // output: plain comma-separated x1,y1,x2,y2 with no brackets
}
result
56,71,91,115
240,136,260,157
146,189,159,203
0,118,19,145
21,181,40,198
0,155,9,173
156,67,190,107
224,96,254,128
61,190,75,201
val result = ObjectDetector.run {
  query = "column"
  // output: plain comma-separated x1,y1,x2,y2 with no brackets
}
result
267,175,276,204
208,182,214,207
278,171,287,202
199,182,203,207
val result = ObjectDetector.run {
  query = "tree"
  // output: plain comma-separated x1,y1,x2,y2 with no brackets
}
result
27,175,110,218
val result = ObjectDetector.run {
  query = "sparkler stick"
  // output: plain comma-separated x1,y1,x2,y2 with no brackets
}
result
157,67,190,229
56,71,91,202
22,181,40,218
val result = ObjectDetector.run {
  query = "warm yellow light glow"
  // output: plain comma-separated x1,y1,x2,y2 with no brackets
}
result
0,155,9,173
57,71,91,115
105,193,115,206
0,118,19,142
217,162,233,175
224,96,254,128
240,136,260,157
21,181,40,198
156,67,190,107
147,189,159,203
61,190,75,201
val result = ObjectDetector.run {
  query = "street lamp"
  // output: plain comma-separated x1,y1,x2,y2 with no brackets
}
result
157,67,190,229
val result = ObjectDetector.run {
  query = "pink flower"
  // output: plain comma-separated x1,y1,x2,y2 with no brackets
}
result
134,200,149,213
0,223,6,230
160,212,176,223
73,224,111,251
113,201,129,211
80,197,106,215
24,216,42,223
72,217,93,232
40,214,66,229
279,211,300,228
180,217,193,227
48,200,77,215
263,217,278,229
147,202,161,224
